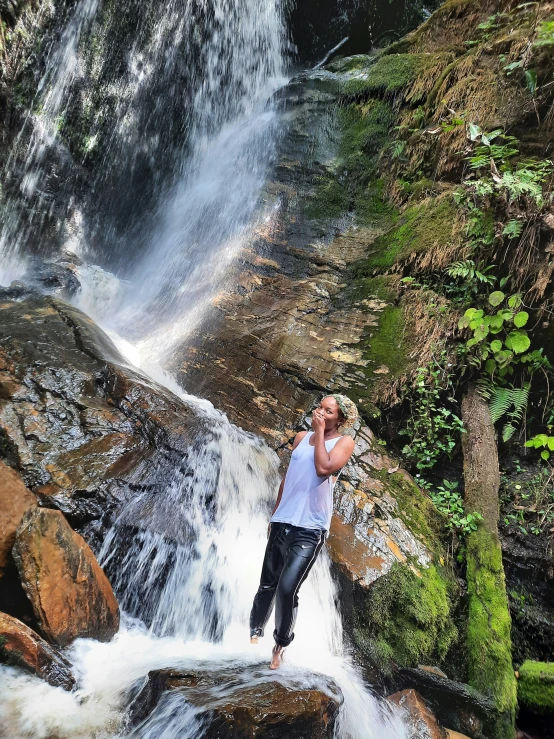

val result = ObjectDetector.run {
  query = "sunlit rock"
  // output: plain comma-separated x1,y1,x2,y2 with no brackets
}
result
0,611,75,689
12,508,119,646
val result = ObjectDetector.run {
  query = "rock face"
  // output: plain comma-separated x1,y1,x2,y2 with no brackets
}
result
389,689,446,739
131,667,342,738
12,507,119,646
0,611,75,689
0,461,36,575
0,296,211,533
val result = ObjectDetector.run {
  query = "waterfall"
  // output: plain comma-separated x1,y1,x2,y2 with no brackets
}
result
0,1,409,737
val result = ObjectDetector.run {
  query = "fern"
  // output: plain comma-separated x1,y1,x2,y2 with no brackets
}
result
479,383,530,440
488,386,514,424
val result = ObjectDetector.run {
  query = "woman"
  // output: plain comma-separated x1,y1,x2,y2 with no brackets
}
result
249,394,358,669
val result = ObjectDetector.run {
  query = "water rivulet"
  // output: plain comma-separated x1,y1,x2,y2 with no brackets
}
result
0,1,408,736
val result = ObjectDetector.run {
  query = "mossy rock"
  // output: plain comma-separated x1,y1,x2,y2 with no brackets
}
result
354,194,460,273
466,527,517,735
354,561,458,673
517,661,554,714
341,53,444,98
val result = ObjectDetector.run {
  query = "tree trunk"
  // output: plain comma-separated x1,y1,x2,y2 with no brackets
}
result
461,384,517,739
461,383,500,531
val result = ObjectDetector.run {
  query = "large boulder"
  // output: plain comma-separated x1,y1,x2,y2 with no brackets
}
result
0,611,75,689
0,460,36,575
131,667,342,738
12,507,119,646
0,296,211,535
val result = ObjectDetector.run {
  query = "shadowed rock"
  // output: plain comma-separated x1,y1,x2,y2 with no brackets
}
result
0,611,75,689
0,461,36,576
130,667,342,738
12,508,119,646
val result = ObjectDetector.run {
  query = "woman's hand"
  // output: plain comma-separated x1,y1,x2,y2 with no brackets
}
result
311,409,325,433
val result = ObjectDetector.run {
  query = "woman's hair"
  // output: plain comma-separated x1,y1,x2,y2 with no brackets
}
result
325,394,359,431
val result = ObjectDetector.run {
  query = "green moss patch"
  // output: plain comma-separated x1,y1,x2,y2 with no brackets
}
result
305,177,350,220
354,562,458,672
518,661,554,714
341,54,441,97
366,305,408,376
466,527,517,729
354,195,458,273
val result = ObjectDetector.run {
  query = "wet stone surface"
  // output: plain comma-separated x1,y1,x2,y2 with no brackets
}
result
130,666,343,738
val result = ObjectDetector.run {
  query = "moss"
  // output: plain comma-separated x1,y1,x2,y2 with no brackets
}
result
355,179,398,227
365,305,408,376
354,562,458,672
518,661,554,714
341,53,441,97
354,195,458,273
345,274,399,305
466,527,517,734
305,101,396,223
304,177,350,220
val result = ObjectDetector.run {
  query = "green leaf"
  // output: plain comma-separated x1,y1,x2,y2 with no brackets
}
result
489,291,505,306
495,350,513,367
525,69,538,95
490,339,503,353
548,437,554,451
541,449,550,460
505,330,531,354
513,311,529,327
508,294,522,309
485,359,497,374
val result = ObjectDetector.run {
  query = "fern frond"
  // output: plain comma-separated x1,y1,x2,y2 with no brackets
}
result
502,423,516,442
509,383,530,424
489,386,513,424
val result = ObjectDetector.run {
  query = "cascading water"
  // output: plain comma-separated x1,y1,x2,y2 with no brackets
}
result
0,1,409,737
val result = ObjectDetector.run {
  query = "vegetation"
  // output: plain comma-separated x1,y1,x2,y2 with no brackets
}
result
466,528,517,734
517,660,554,713
354,562,458,673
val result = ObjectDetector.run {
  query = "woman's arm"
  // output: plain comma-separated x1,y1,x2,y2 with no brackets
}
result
312,414,355,476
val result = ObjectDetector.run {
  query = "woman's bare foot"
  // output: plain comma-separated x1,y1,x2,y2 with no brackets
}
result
250,636,259,644
269,644,285,670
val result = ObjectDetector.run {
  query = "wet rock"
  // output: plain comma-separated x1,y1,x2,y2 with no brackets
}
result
131,667,342,738
0,296,210,531
0,460,36,576
12,507,119,646
388,689,446,739
0,611,75,689
501,527,554,664
396,667,500,739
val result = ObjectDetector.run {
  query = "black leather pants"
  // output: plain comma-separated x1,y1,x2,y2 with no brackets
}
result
249,522,326,647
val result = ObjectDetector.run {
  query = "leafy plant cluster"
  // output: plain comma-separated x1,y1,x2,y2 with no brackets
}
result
462,126,553,212
399,355,464,472
422,478,484,537
458,290,551,441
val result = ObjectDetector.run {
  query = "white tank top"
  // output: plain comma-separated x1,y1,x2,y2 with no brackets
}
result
271,431,342,532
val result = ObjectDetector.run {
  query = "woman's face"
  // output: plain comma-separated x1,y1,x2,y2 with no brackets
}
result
318,396,343,430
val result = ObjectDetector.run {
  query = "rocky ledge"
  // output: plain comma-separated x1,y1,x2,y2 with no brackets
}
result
130,667,343,738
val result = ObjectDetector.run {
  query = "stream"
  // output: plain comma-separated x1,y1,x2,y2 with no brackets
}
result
0,1,409,736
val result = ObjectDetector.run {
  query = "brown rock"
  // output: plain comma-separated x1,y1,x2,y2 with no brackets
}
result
12,508,119,646
0,461,36,575
132,667,342,738
445,731,471,739
0,611,75,689
389,689,446,739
